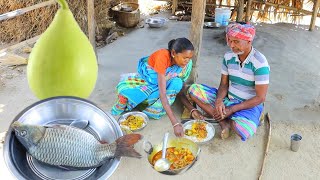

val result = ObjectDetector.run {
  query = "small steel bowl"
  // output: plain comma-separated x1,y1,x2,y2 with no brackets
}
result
182,120,215,144
145,17,168,28
204,22,221,28
118,111,149,132
3,96,123,180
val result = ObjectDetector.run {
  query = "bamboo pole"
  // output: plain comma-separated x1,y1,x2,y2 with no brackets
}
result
309,0,320,31
258,113,272,180
245,0,253,22
0,0,56,21
87,0,96,50
188,0,206,84
237,0,245,22
180,2,236,8
252,0,320,17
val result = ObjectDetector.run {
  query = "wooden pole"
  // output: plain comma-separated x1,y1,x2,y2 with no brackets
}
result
0,0,56,21
309,0,320,31
87,0,96,50
237,0,245,22
188,0,206,84
258,113,272,180
172,0,178,15
245,0,252,22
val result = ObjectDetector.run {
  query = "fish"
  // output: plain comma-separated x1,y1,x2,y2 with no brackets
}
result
11,121,142,169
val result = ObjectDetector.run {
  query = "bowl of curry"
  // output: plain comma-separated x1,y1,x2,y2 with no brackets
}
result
144,136,201,175
118,111,149,132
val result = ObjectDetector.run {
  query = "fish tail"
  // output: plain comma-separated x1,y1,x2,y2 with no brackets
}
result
114,134,142,158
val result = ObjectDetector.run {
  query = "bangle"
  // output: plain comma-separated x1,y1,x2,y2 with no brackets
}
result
190,108,198,116
172,122,182,128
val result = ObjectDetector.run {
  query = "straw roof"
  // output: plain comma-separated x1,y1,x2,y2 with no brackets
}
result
0,0,112,44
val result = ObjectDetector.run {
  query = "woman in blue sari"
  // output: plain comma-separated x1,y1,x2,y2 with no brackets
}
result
111,38,198,137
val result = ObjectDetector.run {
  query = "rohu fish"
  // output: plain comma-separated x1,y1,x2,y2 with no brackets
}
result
11,121,142,169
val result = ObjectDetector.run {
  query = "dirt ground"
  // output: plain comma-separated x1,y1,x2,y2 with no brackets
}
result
1,13,320,179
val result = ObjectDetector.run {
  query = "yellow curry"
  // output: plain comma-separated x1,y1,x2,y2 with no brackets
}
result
184,122,208,139
120,115,144,130
152,147,195,170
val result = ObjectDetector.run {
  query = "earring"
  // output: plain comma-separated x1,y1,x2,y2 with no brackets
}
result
172,56,175,58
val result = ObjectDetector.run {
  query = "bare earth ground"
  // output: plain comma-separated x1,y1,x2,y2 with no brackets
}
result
1,14,320,179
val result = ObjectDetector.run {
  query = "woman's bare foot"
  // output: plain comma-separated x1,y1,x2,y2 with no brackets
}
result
219,120,230,140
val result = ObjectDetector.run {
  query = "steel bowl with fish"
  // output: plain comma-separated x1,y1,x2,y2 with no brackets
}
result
3,96,142,180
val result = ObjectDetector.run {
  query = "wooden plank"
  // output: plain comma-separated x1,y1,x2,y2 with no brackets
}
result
87,0,96,50
172,0,178,14
188,0,206,84
309,0,320,31
0,35,40,54
0,0,56,21
237,0,245,22
0,53,27,66
245,0,252,22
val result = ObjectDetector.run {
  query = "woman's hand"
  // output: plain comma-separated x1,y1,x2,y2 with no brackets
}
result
173,124,184,137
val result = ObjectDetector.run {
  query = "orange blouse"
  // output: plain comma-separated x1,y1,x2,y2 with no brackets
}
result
148,49,172,74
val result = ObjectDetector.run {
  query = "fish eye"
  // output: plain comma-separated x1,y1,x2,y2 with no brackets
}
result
20,130,27,137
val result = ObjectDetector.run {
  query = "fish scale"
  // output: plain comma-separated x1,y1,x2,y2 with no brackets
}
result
29,125,116,167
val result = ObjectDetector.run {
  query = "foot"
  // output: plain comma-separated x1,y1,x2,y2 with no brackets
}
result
219,120,231,140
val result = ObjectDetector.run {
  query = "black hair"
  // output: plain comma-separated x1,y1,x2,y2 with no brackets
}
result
168,37,194,53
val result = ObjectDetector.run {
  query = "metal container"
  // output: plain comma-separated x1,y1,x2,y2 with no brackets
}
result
3,96,123,180
145,17,167,28
204,22,221,28
118,111,149,132
143,136,201,175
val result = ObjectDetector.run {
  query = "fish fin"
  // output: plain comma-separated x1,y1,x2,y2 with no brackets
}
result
99,140,108,144
114,134,143,158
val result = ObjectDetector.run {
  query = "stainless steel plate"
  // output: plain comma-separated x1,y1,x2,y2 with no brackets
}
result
183,120,215,144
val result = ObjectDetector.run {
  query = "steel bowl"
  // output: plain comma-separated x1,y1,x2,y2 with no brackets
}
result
118,111,149,132
144,136,201,175
204,22,221,28
145,17,167,28
3,96,123,180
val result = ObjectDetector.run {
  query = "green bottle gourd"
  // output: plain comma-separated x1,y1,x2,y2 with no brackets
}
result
27,0,98,99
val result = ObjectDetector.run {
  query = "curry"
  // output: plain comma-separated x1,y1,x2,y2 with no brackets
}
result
184,122,208,139
120,115,144,130
152,147,195,170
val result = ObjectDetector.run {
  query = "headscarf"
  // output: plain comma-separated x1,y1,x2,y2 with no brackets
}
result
226,23,256,41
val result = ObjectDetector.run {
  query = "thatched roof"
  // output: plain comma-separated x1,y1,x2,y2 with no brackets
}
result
0,0,112,44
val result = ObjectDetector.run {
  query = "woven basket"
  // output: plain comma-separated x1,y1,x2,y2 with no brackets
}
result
112,3,140,28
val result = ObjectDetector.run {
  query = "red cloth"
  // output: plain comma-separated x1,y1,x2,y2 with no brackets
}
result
226,23,255,41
